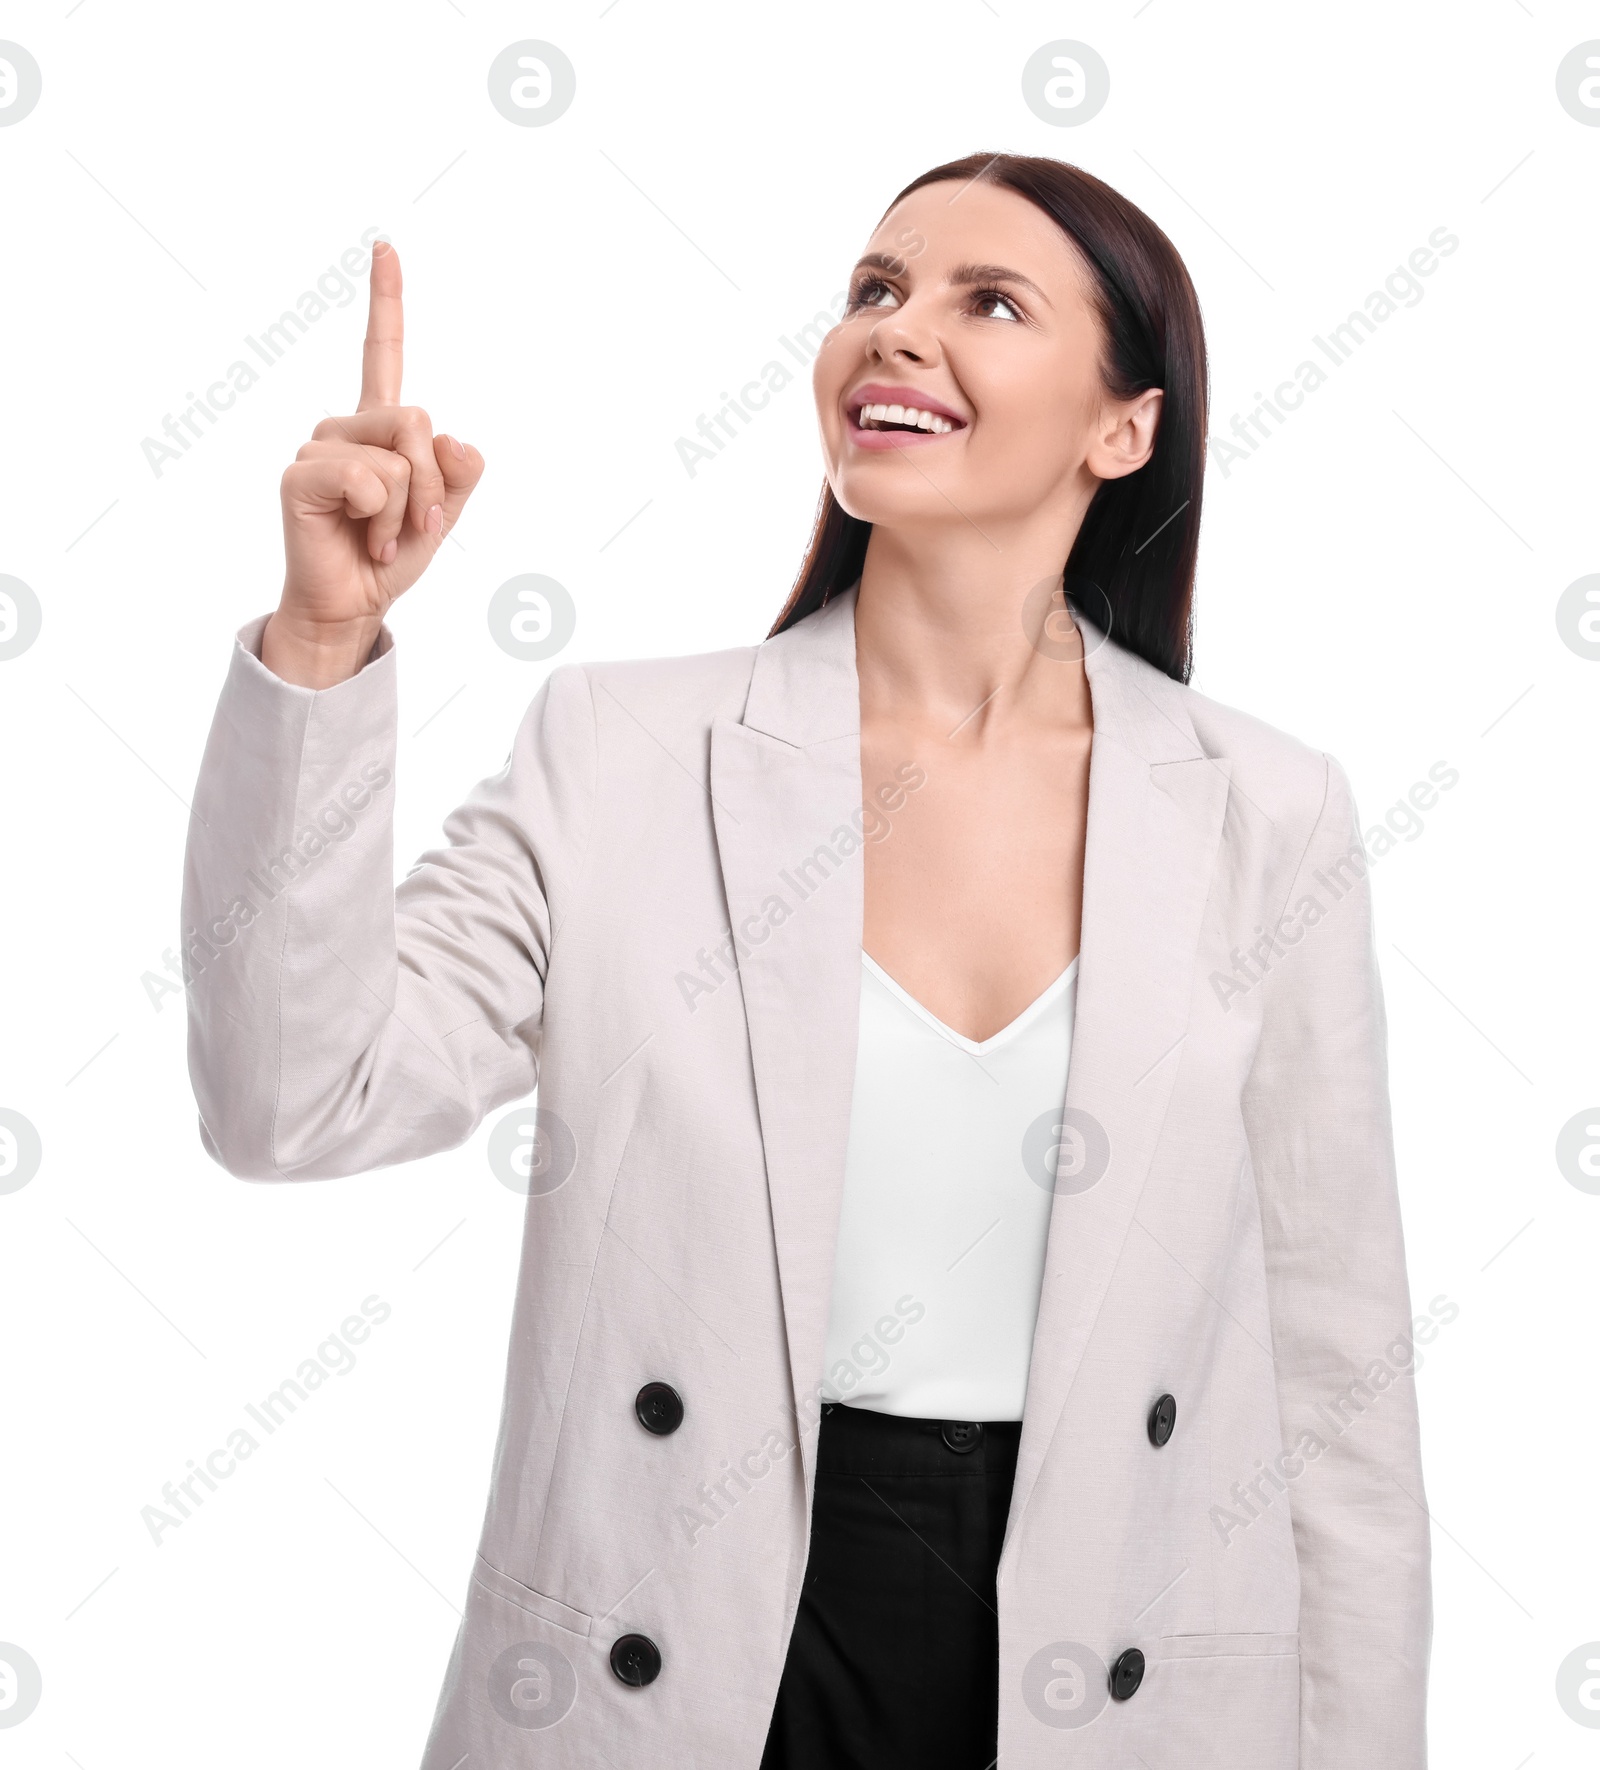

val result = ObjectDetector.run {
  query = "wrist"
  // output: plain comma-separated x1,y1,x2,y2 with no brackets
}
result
261,608,384,688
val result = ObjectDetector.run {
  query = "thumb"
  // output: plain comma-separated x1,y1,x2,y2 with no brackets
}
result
432,434,486,535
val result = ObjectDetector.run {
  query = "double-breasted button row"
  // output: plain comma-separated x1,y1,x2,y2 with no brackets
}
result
618,1385,1170,1689
1102,1393,1171,1704
613,1383,681,1685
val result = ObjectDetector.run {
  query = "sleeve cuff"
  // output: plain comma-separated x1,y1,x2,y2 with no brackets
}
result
233,611,396,684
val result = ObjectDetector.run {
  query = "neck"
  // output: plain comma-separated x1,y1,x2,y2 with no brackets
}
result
852,519,1092,740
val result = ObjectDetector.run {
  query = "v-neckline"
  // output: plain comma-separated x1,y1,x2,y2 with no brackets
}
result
860,950,1079,1056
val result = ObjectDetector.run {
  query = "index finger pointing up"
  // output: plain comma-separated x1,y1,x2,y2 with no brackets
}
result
358,239,403,410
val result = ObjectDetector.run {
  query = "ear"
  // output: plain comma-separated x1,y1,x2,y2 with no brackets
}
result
1085,386,1164,482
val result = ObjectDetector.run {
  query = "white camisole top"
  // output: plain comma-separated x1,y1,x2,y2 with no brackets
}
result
818,948,1079,1421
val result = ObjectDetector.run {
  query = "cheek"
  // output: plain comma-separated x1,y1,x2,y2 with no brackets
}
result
810,326,858,415
965,348,1088,462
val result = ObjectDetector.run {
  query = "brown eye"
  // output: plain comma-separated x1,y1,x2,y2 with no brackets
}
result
849,276,898,311
972,289,1023,322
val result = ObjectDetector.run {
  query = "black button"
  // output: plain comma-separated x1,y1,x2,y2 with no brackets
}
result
940,1421,984,1454
609,1633,662,1686
634,1382,684,1436
1109,1646,1145,1701
1147,1393,1177,1447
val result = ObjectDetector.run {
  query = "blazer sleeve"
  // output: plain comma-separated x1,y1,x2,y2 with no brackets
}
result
181,614,596,1181
1241,752,1432,1769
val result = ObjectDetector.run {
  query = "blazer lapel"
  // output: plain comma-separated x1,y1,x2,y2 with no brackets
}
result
709,589,1232,1549
1003,614,1233,1544
709,588,865,1513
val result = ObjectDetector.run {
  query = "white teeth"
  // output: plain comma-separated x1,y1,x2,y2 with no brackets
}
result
855,402,956,434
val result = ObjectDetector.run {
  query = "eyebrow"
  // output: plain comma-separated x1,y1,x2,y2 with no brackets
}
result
851,253,1051,305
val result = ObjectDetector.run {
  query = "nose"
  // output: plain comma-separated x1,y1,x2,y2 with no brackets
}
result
866,305,936,368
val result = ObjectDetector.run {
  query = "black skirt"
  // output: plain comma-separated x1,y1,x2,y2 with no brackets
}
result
760,1399,1022,1770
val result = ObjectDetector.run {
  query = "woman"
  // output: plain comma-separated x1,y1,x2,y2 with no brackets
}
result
182,153,1431,1768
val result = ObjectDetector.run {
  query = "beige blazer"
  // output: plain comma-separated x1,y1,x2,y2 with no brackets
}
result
182,583,1431,1767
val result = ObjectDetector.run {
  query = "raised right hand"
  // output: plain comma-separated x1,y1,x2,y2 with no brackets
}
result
264,240,485,685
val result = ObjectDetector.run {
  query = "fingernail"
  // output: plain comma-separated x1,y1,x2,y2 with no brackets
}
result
379,538,398,564
427,504,444,534
447,435,466,461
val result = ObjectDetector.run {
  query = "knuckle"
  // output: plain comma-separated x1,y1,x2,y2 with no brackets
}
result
358,447,402,490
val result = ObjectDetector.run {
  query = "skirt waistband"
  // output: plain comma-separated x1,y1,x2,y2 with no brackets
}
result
815,1400,1022,1479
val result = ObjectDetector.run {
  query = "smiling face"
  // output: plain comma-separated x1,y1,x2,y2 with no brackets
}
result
812,178,1162,544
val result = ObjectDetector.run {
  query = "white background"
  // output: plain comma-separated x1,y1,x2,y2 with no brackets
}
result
2,1,1596,1763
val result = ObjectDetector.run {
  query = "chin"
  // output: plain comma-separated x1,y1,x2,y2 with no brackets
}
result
834,489,945,531
830,467,963,531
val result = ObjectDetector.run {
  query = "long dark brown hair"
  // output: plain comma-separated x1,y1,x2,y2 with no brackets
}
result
766,152,1208,684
